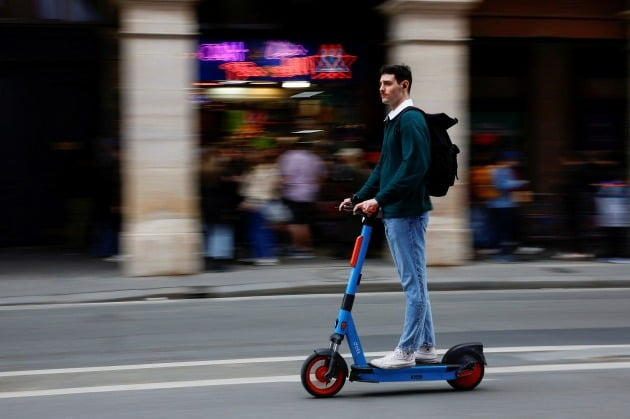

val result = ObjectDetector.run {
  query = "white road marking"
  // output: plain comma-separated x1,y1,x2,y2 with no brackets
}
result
488,362,630,374
482,344,630,353
2,344,630,378
0,375,300,399
1,362,630,399
0,356,308,377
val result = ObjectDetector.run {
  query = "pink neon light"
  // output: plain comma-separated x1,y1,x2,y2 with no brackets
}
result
264,41,308,59
198,42,249,62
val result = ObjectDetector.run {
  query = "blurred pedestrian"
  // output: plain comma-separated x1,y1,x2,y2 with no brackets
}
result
470,151,499,254
593,161,629,262
200,144,244,271
277,137,327,258
238,145,282,266
485,150,530,261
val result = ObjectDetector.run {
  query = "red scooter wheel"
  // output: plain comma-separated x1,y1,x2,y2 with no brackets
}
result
446,353,485,390
301,353,347,397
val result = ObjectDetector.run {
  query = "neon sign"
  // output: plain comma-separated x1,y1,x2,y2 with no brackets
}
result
264,41,308,59
198,40,358,82
219,57,313,80
198,42,249,62
311,44,357,79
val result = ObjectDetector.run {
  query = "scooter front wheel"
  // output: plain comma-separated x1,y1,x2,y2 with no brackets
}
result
301,353,347,398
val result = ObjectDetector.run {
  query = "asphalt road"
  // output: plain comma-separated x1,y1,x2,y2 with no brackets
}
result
1,288,630,418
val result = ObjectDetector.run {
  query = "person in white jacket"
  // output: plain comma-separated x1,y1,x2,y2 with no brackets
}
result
239,147,282,265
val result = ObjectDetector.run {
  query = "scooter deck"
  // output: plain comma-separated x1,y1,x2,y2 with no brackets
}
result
349,363,461,383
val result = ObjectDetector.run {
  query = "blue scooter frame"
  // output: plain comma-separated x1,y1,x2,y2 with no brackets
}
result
301,211,486,397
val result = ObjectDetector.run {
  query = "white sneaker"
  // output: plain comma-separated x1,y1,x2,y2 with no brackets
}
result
369,348,415,369
414,346,438,363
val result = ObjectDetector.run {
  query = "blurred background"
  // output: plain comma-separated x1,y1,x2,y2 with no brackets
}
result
0,0,628,275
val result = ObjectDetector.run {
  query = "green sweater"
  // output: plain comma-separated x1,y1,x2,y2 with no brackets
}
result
356,108,432,218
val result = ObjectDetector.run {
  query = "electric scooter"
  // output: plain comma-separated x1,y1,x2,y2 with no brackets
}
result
301,207,486,398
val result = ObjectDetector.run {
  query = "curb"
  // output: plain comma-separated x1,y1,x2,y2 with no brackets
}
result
2,279,630,306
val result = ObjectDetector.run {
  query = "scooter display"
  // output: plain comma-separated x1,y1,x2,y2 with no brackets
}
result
301,208,486,397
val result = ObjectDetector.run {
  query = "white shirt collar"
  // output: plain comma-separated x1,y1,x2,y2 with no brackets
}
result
386,99,414,121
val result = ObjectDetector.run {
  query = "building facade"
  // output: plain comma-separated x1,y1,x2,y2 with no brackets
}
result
1,0,627,275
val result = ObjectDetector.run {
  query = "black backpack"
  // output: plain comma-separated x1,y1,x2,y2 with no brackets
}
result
394,106,460,197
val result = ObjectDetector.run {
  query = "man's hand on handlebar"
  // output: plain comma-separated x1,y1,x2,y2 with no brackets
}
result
339,197,379,216
354,198,379,216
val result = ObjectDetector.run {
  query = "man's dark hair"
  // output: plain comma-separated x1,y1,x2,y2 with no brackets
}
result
380,64,412,93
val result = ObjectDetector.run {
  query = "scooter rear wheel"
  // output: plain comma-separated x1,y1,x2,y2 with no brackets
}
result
301,353,347,397
446,353,485,391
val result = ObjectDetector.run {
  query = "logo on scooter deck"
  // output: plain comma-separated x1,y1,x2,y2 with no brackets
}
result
411,375,424,380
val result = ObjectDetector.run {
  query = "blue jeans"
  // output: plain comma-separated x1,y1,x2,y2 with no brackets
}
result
383,213,435,352
204,223,234,259
245,209,276,259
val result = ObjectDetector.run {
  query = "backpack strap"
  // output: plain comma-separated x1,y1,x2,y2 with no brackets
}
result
393,106,422,140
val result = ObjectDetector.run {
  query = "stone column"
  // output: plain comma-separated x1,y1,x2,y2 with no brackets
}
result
119,0,201,276
379,0,481,265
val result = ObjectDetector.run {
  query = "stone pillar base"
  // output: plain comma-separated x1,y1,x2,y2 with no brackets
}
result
123,219,201,277
426,222,472,266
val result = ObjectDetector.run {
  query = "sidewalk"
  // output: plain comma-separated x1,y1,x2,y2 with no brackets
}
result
1,250,629,306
